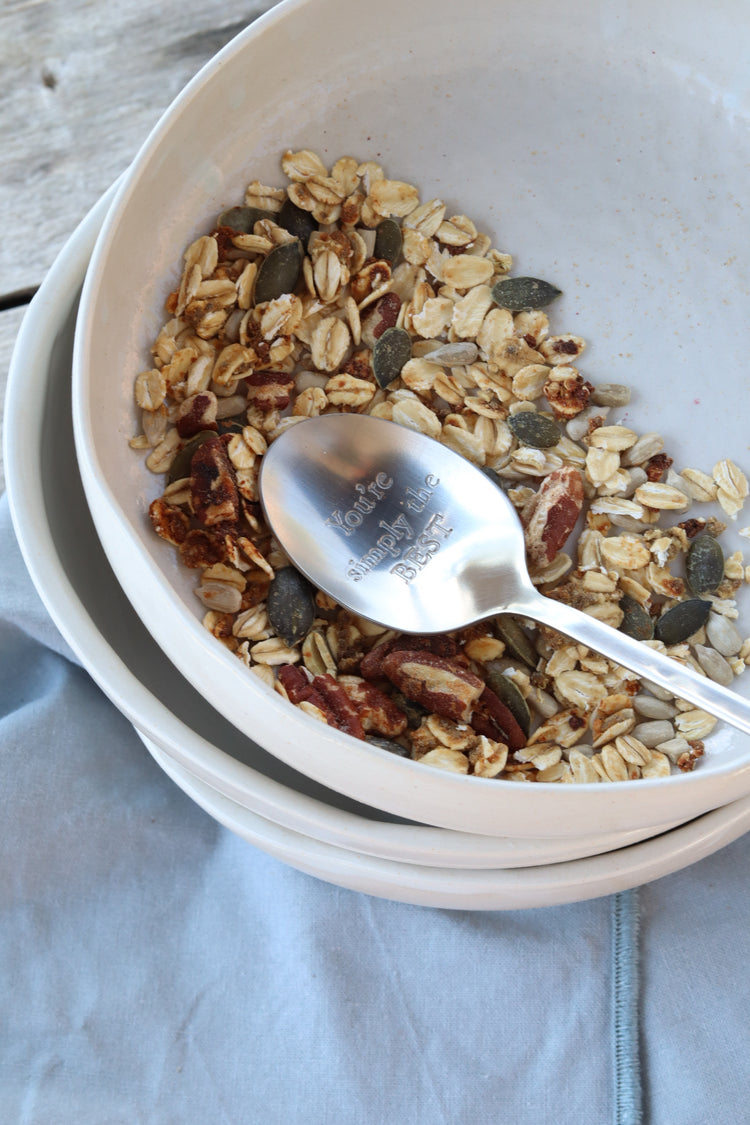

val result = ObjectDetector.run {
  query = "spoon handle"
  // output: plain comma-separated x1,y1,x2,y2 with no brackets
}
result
511,588,750,738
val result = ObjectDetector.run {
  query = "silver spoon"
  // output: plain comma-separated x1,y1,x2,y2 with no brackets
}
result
259,413,750,738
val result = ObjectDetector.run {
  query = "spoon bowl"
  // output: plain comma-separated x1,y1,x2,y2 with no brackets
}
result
261,414,750,740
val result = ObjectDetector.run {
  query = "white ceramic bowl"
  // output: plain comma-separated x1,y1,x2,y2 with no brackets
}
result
73,0,750,837
7,188,690,875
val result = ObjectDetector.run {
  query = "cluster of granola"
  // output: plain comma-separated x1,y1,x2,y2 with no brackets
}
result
131,149,750,783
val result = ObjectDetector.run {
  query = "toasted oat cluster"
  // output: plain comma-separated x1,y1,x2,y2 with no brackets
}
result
131,149,750,783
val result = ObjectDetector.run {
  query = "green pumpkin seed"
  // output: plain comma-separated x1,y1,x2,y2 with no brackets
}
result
367,736,410,758
508,412,561,449
654,598,712,646
267,566,315,646
373,327,412,388
484,662,531,735
619,594,654,641
276,197,317,242
391,692,427,729
373,218,402,264
167,430,217,483
493,616,539,667
254,239,303,304
685,534,725,596
217,205,272,232
491,276,562,311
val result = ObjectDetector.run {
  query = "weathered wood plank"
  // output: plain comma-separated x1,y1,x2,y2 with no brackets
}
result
0,0,279,295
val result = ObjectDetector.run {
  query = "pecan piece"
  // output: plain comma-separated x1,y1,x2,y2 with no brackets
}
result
310,673,365,739
380,651,484,724
178,528,228,569
148,498,189,545
176,391,218,438
645,452,674,482
278,667,366,739
244,369,295,411
190,434,240,527
470,687,527,752
360,292,402,347
360,634,459,681
337,676,408,738
522,466,584,569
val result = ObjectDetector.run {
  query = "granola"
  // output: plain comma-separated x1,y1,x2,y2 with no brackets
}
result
131,149,750,784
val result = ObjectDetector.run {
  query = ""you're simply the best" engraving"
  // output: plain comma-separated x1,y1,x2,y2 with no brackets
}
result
324,472,453,585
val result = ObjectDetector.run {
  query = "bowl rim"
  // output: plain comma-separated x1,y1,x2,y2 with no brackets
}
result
68,0,750,838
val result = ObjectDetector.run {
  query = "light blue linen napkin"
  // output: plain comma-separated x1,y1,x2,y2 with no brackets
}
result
2,490,748,1123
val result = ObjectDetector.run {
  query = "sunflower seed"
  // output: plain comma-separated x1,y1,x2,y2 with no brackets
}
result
425,341,479,366
633,694,677,720
654,598,712,645
694,644,734,686
254,240,303,304
491,276,562,311
705,613,743,656
685,534,725,596
373,326,412,388
632,720,675,747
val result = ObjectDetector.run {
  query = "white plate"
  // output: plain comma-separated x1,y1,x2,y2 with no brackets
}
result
4,190,686,872
73,0,750,838
145,732,750,910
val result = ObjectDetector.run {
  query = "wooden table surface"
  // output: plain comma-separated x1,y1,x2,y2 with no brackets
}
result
0,0,280,494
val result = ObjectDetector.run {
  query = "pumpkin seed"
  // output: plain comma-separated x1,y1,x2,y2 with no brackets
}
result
507,411,561,449
654,598,712,645
493,615,539,667
167,430,217,483
367,735,410,758
373,218,403,264
254,239,303,304
276,197,317,242
266,566,315,646
391,691,427,729
373,327,412,388
619,594,654,641
217,205,272,232
685,533,724,596
484,663,531,735
491,276,562,311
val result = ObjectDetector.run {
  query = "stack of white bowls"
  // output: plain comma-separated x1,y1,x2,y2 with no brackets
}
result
7,0,750,908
